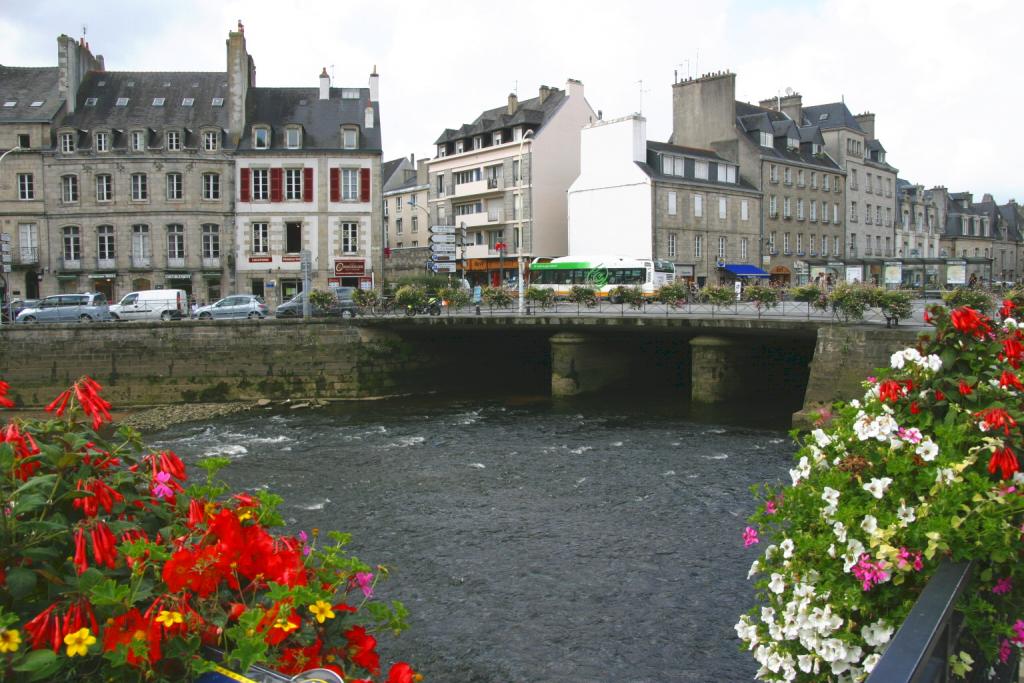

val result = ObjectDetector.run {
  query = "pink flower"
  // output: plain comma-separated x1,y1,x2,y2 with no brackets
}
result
355,571,374,598
764,500,777,515
1000,638,1012,663
1013,620,1024,645
852,553,890,591
994,577,1013,595
151,471,174,499
742,527,759,548
866,376,877,384
897,427,923,444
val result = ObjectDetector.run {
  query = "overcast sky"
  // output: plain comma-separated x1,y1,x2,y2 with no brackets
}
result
2,0,1020,204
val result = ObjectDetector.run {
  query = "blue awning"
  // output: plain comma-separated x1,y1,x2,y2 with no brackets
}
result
721,264,771,278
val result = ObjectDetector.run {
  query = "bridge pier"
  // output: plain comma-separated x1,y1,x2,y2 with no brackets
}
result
689,335,754,405
549,332,628,396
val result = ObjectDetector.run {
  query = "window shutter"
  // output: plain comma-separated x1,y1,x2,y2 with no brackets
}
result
270,168,283,203
240,168,251,202
360,168,371,203
330,168,340,202
303,167,314,202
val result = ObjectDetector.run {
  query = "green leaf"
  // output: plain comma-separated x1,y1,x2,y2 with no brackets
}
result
12,473,57,497
5,566,37,599
12,493,47,516
12,649,58,673
89,578,132,607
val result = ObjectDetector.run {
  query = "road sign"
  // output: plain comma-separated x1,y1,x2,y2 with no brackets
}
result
431,234,456,244
432,262,456,273
430,225,456,235
431,243,456,253
431,254,454,262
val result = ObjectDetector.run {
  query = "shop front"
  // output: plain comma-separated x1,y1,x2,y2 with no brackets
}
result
164,273,193,300
89,273,117,302
334,258,366,289
768,265,791,285
464,258,520,287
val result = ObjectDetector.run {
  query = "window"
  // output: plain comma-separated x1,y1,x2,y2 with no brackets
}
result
211,97,224,107
166,224,185,260
286,222,302,253
95,132,108,152
115,97,129,107
252,223,269,253
18,223,37,262
667,191,677,216
718,196,727,219
203,130,218,151
759,131,773,147
834,235,840,256
63,226,80,261
694,234,702,259
341,168,358,200
797,170,805,187
395,218,403,234
132,225,150,265
166,173,183,200
797,199,805,221
834,176,841,192
694,194,703,218
718,236,726,259
694,161,709,180
668,233,677,258
286,127,301,149
202,224,220,258
769,195,778,218
202,173,220,200
513,160,521,183
865,203,873,224
740,238,748,260
741,199,749,221
131,173,148,200
166,131,181,151
455,140,464,154
783,232,791,254
769,231,777,250
822,235,829,256
343,128,358,149
876,206,882,225
821,201,829,224
833,203,839,224
770,164,779,183
823,175,831,192
809,201,817,222
60,132,75,153
97,225,115,260
131,131,145,151
182,97,194,107
436,174,445,196
285,169,303,200
152,97,165,107
784,168,792,185
493,132,503,145
17,133,29,148
454,169,481,185
787,136,799,149
809,234,817,254
796,233,803,254
342,222,358,254
61,175,78,202
411,216,419,233
810,172,817,189
724,165,737,183
251,169,269,200
85,97,97,107
473,136,482,150
96,174,112,202
253,127,270,149
783,197,791,218
17,173,33,200
850,169,858,190
850,201,857,221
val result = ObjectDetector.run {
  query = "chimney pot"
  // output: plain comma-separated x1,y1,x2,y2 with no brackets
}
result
319,67,330,100
507,93,518,115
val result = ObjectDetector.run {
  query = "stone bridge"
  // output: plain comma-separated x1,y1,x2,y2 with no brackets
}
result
0,315,922,427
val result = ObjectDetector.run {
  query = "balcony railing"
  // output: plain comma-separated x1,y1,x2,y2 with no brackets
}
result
202,257,221,270
131,256,151,269
167,257,185,269
61,257,81,270
487,177,499,189
97,258,116,270
16,247,38,265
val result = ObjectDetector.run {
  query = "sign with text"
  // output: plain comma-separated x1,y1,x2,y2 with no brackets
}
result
248,256,272,263
884,262,902,286
431,234,456,244
334,259,365,276
946,261,967,285
431,262,456,273
431,254,454,262
431,243,456,253
430,225,456,235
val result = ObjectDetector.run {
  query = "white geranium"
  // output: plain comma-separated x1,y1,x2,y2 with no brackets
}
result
862,620,894,647
936,467,956,485
790,456,812,486
863,653,881,673
811,428,832,448
821,487,840,517
916,438,939,461
780,538,795,559
769,573,786,594
748,559,761,579
842,538,866,572
860,515,878,535
863,477,893,499
832,521,848,543
897,500,916,526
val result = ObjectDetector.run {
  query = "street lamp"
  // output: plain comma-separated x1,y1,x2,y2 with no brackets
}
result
516,129,534,315
0,145,23,327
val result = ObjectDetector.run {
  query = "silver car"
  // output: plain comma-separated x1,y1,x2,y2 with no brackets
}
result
193,294,269,320
16,293,112,323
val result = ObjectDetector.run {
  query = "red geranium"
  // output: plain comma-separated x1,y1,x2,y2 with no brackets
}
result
950,306,991,338
989,447,1020,479
977,408,1018,436
102,608,161,666
345,625,381,675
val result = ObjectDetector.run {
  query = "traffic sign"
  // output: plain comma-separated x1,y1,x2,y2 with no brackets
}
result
430,225,456,234
432,262,456,273
431,234,456,244
431,254,454,262
431,243,456,253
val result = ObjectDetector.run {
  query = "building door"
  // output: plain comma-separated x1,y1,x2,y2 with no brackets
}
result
251,278,264,298
92,278,114,302
24,271,39,299
280,279,301,302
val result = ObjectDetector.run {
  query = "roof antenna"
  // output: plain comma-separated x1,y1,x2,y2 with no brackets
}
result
82,24,87,38
514,80,518,98
636,79,650,115
330,64,335,83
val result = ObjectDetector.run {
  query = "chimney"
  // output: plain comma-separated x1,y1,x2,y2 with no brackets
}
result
855,112,875,140
368,66,379,102
57,33,103,114
538,85,550,104
779,93,802,123
670,71,736,149
319,67,330,100
507,93,518,115
226,22,253,145
565,78,584,99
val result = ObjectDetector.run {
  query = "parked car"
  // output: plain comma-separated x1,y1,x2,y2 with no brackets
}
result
16,293,112,323
193,294,269,320
274,287,358,318
2,298,39,322
109,289,188,321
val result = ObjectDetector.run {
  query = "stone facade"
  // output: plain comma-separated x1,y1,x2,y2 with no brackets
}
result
894,181,945,287
381,156,430,280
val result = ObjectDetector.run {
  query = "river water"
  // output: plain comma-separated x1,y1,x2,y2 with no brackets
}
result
150,395,794,683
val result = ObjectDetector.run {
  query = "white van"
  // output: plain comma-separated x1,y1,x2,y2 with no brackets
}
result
109,289,188,321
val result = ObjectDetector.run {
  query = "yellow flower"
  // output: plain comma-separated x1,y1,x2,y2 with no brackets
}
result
236,509,253,522
155,610,184,628
308,600,335,624
0,629,22,653
273,618,299,633
64,627,96,657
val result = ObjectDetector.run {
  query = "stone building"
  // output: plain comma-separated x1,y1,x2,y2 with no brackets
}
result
998,199,1024,282
381,155,429,281
894,180,946,288
427,80,595,286
940,190,995,284
669,73,845,284
568,114,761,286
801,103,898,284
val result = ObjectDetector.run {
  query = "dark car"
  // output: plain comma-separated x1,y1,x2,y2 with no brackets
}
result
275,287,358,318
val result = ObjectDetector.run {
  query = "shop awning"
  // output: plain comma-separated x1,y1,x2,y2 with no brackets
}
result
721,264,770,278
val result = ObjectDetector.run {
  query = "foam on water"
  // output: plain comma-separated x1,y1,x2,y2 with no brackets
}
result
203,444,248,459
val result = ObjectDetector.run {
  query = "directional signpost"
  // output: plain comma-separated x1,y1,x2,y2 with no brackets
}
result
430,226,460,277
430,225,456,235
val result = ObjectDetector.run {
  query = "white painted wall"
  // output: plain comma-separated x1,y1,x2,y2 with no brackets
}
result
567,115,653,258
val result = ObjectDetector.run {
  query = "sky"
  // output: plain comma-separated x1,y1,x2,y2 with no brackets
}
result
2,0,1020,204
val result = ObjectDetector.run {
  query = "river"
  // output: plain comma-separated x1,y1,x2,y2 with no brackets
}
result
150,395,794,682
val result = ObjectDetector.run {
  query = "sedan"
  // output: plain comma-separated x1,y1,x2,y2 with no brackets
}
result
193,294,269,320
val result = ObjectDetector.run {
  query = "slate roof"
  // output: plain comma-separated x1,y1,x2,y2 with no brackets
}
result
239,86,381,152
381,157,406,187
0,65,64,123
434,88,567,145
638,141,759,192
646,140,724,161
734,100,840,170
867,139,885,154
801,102,864,132
999,203,1023,240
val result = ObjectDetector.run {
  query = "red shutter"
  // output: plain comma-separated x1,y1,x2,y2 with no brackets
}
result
360,168,371,203
240,168,251,202
330,168,340,202
270,168,283,203
303,167,314,202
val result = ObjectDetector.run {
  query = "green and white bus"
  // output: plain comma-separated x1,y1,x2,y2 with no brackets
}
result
528,256,676,298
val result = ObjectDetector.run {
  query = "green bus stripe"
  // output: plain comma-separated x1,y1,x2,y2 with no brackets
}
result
531,262,593,270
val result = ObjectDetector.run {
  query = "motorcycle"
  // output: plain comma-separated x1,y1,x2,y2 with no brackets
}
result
405,296,442,317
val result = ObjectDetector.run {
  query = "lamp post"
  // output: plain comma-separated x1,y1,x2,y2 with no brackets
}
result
516,129,534,315
0,145,22,326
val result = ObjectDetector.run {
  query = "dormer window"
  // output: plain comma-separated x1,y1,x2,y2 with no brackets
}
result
182,97,194,107
759,131,772,147
130,130,145,152
60,132,75,153
513,127,524,142
253,127,270,150
341,88,361,99
493,132,503,145
473,136,483,150
203,130,219,152
152,97,165,107
342,127,358,150
787,137,799,149
286,127,302,149
455,140,464,154
85,97,98,107
115,97,129,107
211,97,224,107
166,131,181,151
438,145,447,158
94,132,109,152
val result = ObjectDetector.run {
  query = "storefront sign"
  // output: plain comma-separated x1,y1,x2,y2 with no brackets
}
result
88,273,117,279
327,277,340,286
282,255,301,262
165,273,192,280
334,259,365,276
946,261,967,285
249,256,272,263
884,262,903,286
845,266,863,284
